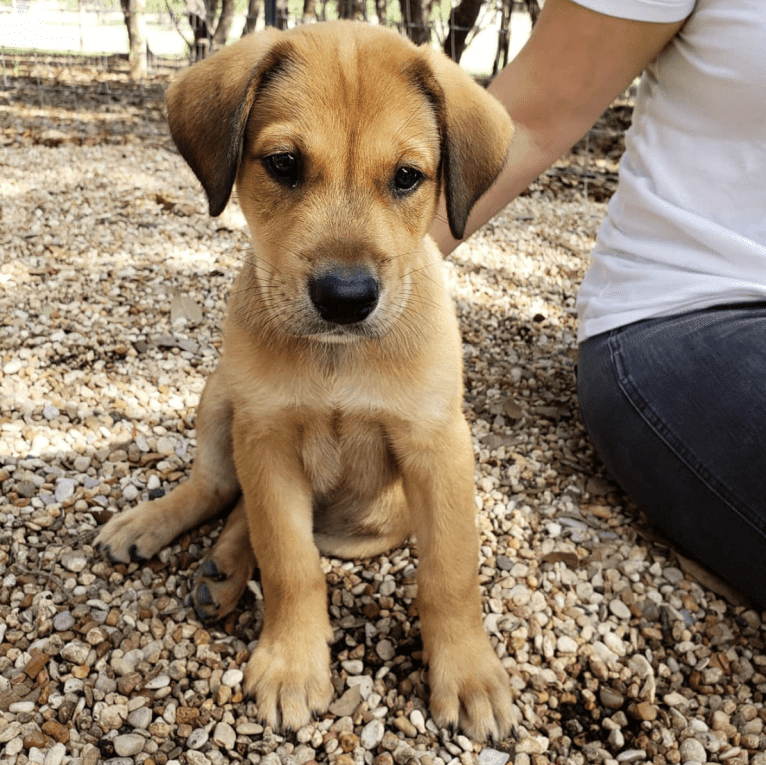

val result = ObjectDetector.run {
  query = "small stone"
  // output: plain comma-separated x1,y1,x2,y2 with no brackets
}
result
609,599,631,620
599,687,624,709
410,709,426,734
607,729,625,750
114,733,146,756
73,455,91,472
679,737,706,763
329,684,362,716
156,436,175,455
62,640,91,667
41,721,70,744
393,717,417,737
213,721,237,750
663,692,688,707
23,727,47,749
496,555,513,570
43,742,67,765
9,701,36,714
627,702,657,721
628,654,653,679
556,635,578,654
187,728,209,749
235,722,263,735
479,750,510,765
61,550,87,572
360,720,385,750
43,404,60,420
0,723,22,744
24,653,49,679
341,659,364,674
54,610,76,632
339,731,359,752
347,674,374,700
55,478,76,504
616,752,646,763
5,738,23,757
221,668,244,687
375,639,395,662
144,673,171,689
122,484,140,501
128,706,153,729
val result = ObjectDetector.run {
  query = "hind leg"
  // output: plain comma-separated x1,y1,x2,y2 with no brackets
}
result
191,497,257,623
95,367,240,563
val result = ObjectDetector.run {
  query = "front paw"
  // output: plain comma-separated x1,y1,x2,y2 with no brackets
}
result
94,503,163,563
428,634,515,742
243,633,333,732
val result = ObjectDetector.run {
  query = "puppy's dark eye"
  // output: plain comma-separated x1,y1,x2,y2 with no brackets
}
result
264,152,301,188
393,166,423,196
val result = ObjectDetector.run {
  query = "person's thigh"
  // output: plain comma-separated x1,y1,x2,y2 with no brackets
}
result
577,304,766,606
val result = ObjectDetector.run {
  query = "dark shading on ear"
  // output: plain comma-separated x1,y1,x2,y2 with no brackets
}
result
411,50,514,240
165,30,291,217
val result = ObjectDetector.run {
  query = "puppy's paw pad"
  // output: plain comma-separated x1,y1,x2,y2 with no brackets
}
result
190,556,249,623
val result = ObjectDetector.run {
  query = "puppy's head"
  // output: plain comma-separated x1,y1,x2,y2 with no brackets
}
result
166,22,512,342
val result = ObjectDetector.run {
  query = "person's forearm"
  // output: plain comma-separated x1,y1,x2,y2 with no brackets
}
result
431,0,687,255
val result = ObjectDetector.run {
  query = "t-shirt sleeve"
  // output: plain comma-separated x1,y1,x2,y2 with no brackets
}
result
570,0,695,22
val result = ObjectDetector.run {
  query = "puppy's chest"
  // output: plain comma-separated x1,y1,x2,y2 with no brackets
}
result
299,412,392,496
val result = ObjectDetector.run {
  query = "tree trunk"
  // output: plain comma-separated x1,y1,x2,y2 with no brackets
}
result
213,0,236,46
492,0,512,77
338,0,363,20
242,0,261,35
302,0,317,22
399,0,430,45
374,0,386,24
122,0,147,78
443,0,482,63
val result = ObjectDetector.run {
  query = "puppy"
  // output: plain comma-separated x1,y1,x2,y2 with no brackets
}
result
95,20,514,740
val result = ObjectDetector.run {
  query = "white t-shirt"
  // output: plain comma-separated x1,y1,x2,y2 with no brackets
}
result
574,0,766,342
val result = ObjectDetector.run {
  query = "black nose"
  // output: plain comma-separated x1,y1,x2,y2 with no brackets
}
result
309,269,379,325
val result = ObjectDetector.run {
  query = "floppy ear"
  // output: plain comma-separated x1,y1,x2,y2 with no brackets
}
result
165,29,285,217
419,49,514,240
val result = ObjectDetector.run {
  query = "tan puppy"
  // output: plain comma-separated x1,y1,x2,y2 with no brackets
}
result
94,21,514,740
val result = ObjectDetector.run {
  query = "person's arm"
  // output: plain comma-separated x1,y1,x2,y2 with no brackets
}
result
430,0,688,255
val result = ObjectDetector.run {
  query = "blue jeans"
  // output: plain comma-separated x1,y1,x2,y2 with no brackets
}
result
577,304,766,607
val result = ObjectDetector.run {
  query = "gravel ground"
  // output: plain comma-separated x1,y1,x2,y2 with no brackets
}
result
2,62,766,765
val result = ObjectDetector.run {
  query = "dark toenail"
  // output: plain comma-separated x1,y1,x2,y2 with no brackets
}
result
196,582,215,606
202,558,225,580
448,722,456,737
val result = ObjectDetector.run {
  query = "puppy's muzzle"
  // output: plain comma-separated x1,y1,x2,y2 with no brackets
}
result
309,268,379,325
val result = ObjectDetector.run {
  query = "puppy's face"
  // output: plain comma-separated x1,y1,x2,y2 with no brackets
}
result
166,22,513,345
235,34,441,343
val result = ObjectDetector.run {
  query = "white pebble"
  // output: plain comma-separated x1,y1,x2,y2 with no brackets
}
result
43,742,66,765
679,738,707,763
221,668,244,687
187,728,209,749
122,484,140,502
359,719,385,749
557,635,578,654
213,721,237,750
609,599,631,620
55,478,76,503
114,733,145,757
